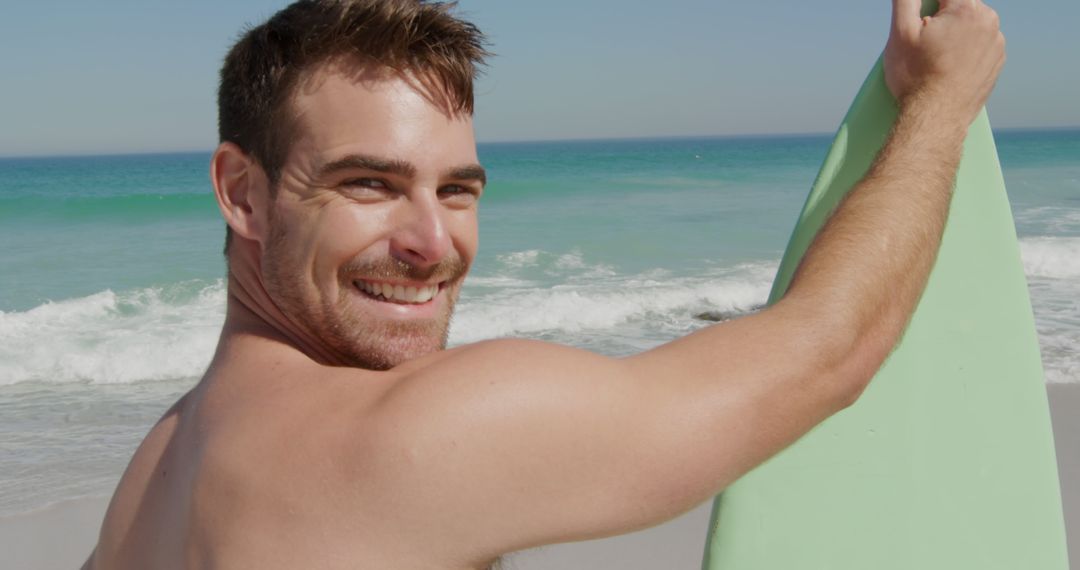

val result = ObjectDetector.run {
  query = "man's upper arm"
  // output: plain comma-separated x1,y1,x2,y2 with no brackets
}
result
361,302,859,562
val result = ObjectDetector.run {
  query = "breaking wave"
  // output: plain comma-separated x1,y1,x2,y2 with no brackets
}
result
1,244,1075,385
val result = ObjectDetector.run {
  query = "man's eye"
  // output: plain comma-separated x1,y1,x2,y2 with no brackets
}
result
439,185,479,200
342,177,387,189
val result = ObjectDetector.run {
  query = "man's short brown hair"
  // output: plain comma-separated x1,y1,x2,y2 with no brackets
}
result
217,0,488,253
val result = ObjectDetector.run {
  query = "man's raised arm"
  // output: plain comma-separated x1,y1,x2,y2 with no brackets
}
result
356,0,1004,565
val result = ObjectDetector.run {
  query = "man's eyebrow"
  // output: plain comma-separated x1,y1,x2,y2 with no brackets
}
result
316,154,485,186
446,164,487,186
316,154,417,179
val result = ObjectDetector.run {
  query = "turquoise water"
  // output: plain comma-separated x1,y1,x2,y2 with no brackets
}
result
1,130,1078,515
0,137,826,311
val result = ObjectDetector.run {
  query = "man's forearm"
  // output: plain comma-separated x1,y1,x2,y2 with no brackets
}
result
780,92,969,385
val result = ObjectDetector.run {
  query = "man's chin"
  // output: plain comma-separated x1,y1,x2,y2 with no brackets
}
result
322,281,458,369
337,330,448,371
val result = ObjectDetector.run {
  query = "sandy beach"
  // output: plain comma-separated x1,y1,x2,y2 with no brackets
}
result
1050,382,1080,570
2,383,1075,570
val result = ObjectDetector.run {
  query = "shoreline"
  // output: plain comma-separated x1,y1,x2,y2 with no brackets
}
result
2,383,1076,569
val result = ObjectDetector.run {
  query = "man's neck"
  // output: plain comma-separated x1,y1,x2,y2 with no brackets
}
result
219,227,361,368
217,271,349,368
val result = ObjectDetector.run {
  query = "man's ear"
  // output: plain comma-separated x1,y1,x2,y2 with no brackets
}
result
211,142,272,245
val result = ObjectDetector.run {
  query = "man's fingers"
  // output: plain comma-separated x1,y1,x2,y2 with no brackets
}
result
892,0,924,36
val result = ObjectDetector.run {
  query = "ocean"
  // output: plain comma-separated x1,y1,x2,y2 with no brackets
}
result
1,130,1078,518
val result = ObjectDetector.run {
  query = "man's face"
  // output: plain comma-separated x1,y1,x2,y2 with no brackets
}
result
259,63,483,370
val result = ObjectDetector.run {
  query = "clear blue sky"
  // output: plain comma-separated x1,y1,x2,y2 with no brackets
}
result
0,0,1076,156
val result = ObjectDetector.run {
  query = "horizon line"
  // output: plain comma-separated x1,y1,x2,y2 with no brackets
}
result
2,125,1078,160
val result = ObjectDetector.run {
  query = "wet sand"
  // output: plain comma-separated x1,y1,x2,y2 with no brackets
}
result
1049,382,1080,570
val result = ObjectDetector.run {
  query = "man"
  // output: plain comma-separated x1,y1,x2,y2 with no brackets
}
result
84,0,1004,568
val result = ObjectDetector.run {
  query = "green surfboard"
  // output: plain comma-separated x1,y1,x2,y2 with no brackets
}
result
702,13,1070,570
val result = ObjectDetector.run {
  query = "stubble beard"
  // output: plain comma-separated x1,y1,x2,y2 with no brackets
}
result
261,220,468,370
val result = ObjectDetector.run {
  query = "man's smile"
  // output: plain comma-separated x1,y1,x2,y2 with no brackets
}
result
353,279,444,305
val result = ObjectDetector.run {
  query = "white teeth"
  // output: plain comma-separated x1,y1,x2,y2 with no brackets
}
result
357,280,439,304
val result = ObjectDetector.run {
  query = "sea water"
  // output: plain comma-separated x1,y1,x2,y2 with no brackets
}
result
1,131,1077,517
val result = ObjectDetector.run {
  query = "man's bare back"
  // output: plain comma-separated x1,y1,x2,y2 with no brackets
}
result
85,0,1005,567
92,316,729,569
89,334,510,569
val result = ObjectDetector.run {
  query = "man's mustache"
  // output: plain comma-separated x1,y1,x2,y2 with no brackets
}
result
340,255,468,284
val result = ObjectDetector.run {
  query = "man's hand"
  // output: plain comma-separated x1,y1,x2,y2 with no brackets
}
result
885,0,1005,126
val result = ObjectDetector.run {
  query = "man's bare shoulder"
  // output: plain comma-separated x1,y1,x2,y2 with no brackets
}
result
363,338,632,443
328,337,626,472
385,338,620,394
90,394,190,569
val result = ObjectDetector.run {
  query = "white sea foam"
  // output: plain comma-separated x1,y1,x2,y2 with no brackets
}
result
1018,237,1080,383
1041,332,1080,384
1019,236,1080,279
0,281,225,386
493,248,617,278
1,245,1076,385
1014,206,1080,234
495,249,542,268
465,275,537,288
451,262,775,345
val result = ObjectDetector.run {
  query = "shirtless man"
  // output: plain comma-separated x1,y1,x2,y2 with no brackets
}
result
84,0,1004,568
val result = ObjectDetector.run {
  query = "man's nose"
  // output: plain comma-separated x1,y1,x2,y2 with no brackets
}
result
389,195,451,268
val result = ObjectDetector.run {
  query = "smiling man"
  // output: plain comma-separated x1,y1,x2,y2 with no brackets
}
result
245,64,483,370
84,0,1004,569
